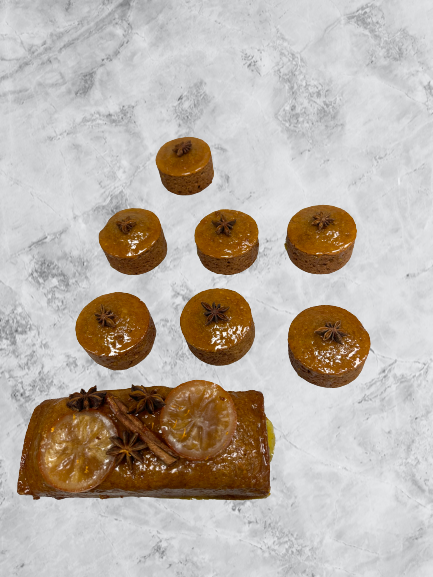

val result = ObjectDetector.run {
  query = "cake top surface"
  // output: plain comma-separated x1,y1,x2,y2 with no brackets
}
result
17,385,270,499
99,208,161,259
180,288,253,352
156,137,211,177
288,305,370,374
75,292,150,357
195,209,259,258
286,205,356,255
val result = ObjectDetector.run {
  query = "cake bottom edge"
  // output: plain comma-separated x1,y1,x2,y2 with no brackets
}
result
22,487,271,501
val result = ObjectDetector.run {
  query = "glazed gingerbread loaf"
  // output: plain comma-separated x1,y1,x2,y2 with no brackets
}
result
18,386,271,500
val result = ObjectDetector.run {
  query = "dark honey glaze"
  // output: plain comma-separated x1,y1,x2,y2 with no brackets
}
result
75,293,150,357
288,305,370,374
180,289,253,352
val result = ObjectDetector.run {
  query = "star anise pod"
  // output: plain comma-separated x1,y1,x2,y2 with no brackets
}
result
315,321,348,344
116,217,136,234
212,213,237,236
172,140,192,157
312,212,334,231
106,431,147,474
127,385,166,415
95,305,116,328
201,302,230,325
66,386,107,412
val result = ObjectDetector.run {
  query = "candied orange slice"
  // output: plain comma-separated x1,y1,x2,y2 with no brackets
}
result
39,411,117,492
160,380,237,460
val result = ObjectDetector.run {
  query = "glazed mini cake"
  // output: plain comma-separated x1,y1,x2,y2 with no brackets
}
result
180,288,255,366
17,381,271,500
99,208,167,275
288,305,370,388
195,209,259,275
75,292,156,371
285,205,357,274
155,137,214,195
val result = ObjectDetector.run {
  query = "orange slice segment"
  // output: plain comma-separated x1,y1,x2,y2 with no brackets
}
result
160,380,237,460
39,411,117,492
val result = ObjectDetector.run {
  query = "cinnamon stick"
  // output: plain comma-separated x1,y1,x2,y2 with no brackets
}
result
106,394,177,466
114,396,178,458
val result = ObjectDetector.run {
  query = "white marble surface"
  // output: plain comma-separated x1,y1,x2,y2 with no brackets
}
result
1,0,433,575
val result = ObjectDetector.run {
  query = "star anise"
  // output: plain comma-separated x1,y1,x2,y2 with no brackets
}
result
315,321,348,344
66,386,107,412
212,213,237,236
201,302,230,325
172,140,192,157
127,385,166,416
116,217,136,234
312,212,334,231
106,431,147,474
95,305,116,328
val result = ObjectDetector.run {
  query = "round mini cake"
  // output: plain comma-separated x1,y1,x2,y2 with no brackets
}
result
195,209,259,275
155,137,213,195
76,292,156,370
99,208,167,275
285,205,356,274
180,288,255,366
288,305,370,388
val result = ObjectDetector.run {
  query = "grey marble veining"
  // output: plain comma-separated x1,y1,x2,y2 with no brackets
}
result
1,0,433,575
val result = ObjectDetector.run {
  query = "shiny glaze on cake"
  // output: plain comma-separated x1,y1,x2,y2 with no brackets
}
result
99,209,162,259
287,205,356,256
75,293,151,357
288,305,370,375
195,210,258,259
180,289,252,352
17,386,270,500
156,137,211,177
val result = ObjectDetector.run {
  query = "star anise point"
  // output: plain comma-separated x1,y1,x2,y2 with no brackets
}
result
95,305,117,328
315,321,348,344
172,140,192,157
212,213,236,236
116,217,136,234
127,385,166,416
312,212,334,231
66,386,107,412
201,301,230,325
106,430,148,474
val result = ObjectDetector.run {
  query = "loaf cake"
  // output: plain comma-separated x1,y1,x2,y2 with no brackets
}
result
195,209,259,275
99,208,167,275
17,381,271,500
155,137,213,195
75,292,156,370
180,288,255,365
288,305,370,388
285,205,356,274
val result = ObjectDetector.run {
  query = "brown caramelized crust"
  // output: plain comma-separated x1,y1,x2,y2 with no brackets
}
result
288,305,370,388
155,137,213,195
195,210,259,274
17,387,270,500
99,208,167,275
180,288,255,365
285,205,356,274
75,293,156,370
